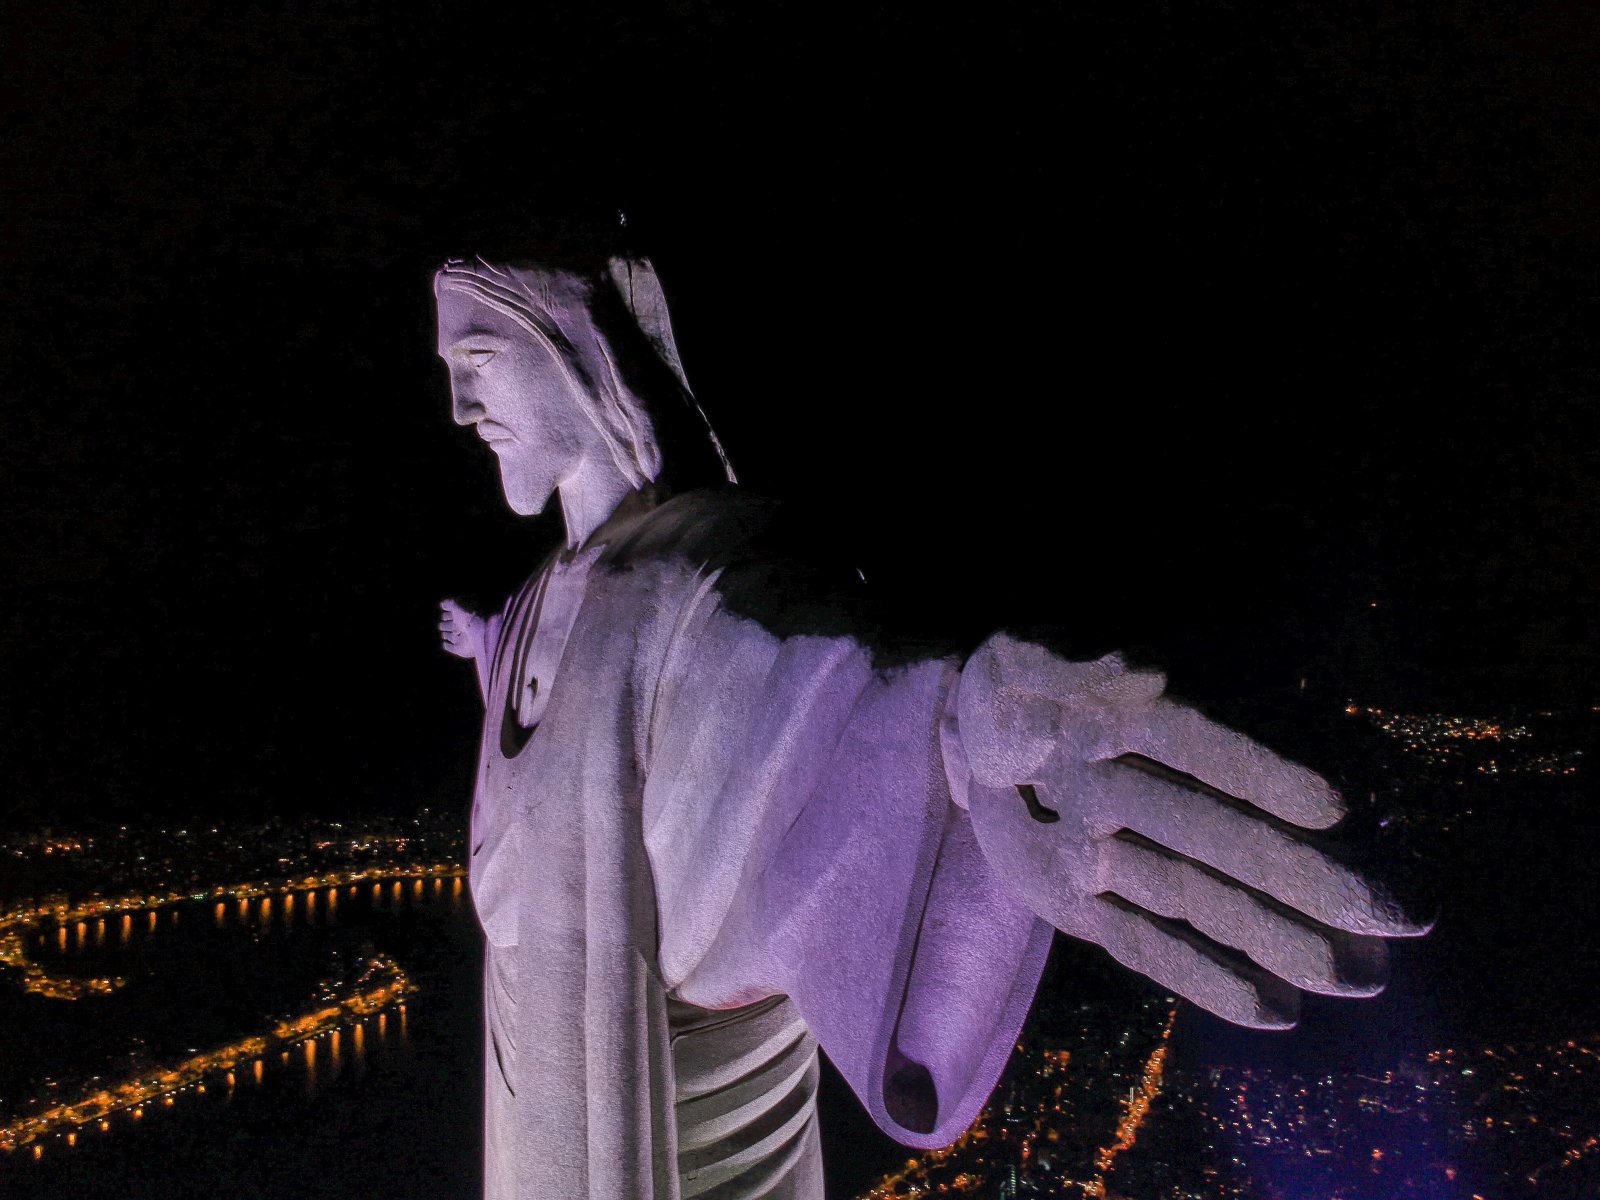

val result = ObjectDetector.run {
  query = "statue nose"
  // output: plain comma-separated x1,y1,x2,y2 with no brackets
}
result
452,388,486,426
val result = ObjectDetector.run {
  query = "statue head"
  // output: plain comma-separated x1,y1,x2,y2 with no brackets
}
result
434,255,733,539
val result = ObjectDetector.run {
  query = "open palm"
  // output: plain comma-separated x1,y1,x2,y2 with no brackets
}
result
956,634,1424,1028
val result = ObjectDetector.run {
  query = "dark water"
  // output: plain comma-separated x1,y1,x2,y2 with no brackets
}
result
0,884,907,1200
2,884,485,1200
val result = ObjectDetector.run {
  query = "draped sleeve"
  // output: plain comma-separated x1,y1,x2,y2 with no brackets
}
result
615,493,1055,1149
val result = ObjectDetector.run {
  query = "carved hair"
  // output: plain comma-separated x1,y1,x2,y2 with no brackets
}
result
435,257,736,488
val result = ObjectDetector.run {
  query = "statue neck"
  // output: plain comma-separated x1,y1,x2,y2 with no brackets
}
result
558,455,651,551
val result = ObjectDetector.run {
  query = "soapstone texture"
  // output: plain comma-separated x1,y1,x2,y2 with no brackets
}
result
433,257,1422,1199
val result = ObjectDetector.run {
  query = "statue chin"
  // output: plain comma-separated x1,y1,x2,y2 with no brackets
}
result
497,468,557,518
504,491,549,518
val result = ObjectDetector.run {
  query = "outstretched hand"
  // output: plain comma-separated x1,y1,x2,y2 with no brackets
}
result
439,598,482,660
956,634,1426,1029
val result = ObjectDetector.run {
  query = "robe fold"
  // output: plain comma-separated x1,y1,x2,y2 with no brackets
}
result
469,489,1053,1199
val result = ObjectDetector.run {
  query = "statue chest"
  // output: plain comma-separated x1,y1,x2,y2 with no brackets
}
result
469,548,603,949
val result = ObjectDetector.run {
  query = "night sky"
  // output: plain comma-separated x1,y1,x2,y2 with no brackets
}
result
2,1,1596,829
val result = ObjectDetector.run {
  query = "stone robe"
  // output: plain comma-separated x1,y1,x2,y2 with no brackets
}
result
467,489,1053,1199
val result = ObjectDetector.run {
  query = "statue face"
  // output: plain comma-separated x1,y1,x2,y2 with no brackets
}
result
434,286,598,517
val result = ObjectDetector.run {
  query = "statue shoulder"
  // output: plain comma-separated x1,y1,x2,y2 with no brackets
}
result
596,486,784,572
599,486,916,655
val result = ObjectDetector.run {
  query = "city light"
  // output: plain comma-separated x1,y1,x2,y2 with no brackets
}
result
0,863,463,1002
0,955,413,1154
854,1021,1600,1198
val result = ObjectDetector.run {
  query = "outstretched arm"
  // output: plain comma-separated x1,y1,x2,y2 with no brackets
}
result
952,633,1427,1029
439,598,499,704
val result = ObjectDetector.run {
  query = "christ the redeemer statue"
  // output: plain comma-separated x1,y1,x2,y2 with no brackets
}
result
432,253,1421,1199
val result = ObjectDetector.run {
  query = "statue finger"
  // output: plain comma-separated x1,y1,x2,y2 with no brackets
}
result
1097,835,1389,997
1091,895,1300,1029
1096,761,1424,937
1113,699,1345,829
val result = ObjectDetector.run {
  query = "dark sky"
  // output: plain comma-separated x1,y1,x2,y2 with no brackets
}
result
1,1,1596,827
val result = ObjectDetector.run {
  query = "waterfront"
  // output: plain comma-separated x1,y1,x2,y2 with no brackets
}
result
0,870,484,1200
0,699,1595,1198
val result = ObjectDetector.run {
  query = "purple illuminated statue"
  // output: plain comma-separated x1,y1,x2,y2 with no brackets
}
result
433,255,1422,1199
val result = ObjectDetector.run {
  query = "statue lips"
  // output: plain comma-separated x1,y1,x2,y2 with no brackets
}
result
476,419,516,445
